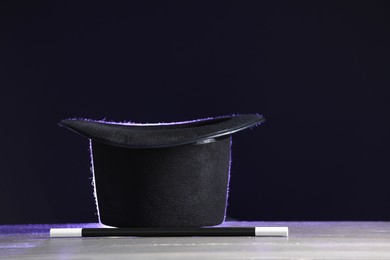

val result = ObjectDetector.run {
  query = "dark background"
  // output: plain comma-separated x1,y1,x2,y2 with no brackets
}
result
1,1,390,224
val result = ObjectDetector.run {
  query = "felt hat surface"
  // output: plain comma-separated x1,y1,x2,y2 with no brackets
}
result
60,114,265,227
59,114,264,148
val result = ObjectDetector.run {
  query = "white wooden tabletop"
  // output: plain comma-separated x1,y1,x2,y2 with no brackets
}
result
1,221,390,259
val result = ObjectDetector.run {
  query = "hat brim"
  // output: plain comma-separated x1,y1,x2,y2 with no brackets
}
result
59,114,265,148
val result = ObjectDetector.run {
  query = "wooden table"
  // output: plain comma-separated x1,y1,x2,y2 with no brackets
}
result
1,222,390,259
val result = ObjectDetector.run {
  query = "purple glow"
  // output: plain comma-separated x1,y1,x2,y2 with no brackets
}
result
89,140,101,224
0,223,103,236
66,114,239,127
224,137,233,222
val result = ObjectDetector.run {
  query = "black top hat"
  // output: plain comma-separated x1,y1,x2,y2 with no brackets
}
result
59,114,265,227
